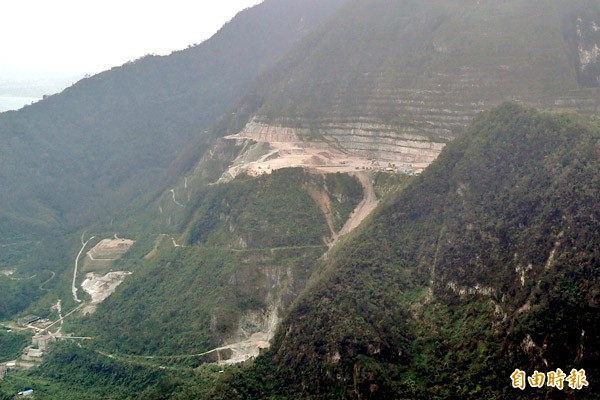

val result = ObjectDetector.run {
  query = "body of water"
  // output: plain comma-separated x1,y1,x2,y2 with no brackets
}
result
0,96,42,113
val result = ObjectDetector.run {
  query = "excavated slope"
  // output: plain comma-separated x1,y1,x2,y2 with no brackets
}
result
231,0,600,167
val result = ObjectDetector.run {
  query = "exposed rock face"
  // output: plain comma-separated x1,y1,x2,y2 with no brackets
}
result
213,266,292,364
238,119,301,142
566,15,600,87
234,117,446,167
234,56,599,168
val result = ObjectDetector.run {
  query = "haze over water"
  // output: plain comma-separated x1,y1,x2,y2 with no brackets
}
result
0,96,41,112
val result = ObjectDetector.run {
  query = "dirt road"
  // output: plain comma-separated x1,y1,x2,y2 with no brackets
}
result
170,189,184,207
72,236,94,303
337,172,378,238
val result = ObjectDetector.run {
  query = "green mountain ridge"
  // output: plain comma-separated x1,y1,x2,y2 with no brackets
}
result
214,104,600,399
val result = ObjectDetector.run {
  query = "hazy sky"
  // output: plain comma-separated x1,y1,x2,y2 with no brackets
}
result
0,0,263,81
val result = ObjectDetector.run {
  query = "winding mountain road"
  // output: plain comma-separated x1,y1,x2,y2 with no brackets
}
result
72,236,94,303
170,189,184,207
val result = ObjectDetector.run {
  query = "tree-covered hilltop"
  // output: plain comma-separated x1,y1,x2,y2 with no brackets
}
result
213,104,600,399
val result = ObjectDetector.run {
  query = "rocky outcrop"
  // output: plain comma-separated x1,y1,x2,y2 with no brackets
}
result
576,17,600,86
565,15,600,87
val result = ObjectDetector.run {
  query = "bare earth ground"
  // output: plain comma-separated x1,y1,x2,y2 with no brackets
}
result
79,237,136,313
87,238,135,261
223,135,383,245
81,271,132,315
217,332,271,364
223,137,426,180
335,171,378,239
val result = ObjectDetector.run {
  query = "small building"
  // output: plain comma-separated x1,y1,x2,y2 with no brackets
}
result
17,389,34,397
32,334,56,351
19,347,44,369
23,348,43,361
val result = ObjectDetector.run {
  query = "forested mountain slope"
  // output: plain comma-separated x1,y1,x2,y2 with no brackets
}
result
0,0,346,239
1,0,600,397
0,169,366,399
228,0,600,168
0,0,346,320
73,169,363,358
215,104,600,399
